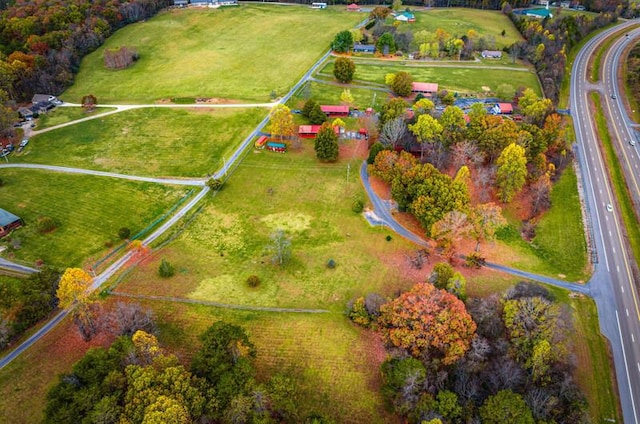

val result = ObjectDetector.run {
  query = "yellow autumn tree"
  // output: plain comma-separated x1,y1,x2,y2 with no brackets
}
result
133,330,163,364
56,267,93,309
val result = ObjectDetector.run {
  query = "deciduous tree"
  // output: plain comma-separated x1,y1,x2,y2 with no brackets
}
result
391,71,413,97
267,229,292,266
496,143,528,202
314,122,339,162
269,104,295,141
333,57,356,83
409,113,443,160
376,32,396,55
378,282,476,364
56,267,93,309
379,117,407,150
479,390,535,424
332,30,354,53
380,97,408,125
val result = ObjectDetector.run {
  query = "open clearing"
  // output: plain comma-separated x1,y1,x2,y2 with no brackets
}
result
116,140,424,312
0,168,193,267
13,108,265,177
62,5,365,103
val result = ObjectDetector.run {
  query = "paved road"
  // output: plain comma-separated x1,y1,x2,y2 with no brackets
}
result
571,20,640,424
0,257,38,275
0,163,205,186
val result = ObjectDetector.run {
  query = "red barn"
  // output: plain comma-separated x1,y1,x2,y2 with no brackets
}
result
320,105,349,117
298,125,340,138
411,82,439,96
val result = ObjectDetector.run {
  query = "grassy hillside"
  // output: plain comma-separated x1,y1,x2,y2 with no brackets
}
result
63,5,364,103
13,108,265,177
0,169,193,267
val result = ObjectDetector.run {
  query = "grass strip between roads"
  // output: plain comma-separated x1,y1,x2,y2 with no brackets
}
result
590,92,640,265
590,37,614,82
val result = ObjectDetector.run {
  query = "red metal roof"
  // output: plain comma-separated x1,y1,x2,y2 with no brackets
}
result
320,105,350,114
347,3,360,9
299,125,322,134
498,103,513,113
411,82,439,93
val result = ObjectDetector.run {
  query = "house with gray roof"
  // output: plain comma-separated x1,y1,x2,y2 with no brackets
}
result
0,208,24,238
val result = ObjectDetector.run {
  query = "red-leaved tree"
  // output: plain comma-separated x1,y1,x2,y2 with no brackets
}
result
378,282,477,365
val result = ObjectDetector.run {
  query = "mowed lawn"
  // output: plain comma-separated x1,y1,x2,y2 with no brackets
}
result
117,140,424,312
63,5,365,103
0,169,194,267
397,8,522,50
13,108,265,177
288,81,389,111
321,61,542,96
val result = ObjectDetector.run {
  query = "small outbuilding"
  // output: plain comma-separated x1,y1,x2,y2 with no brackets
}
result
320,105,349,117
411,82,439,96
0,208,24,239
353,44,375,53
298,125,340,138
481,50,503,59
395,11,416,22
493,103,514,114
347,3,361,11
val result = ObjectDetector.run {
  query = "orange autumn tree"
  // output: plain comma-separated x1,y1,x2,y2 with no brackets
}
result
378,282,476,365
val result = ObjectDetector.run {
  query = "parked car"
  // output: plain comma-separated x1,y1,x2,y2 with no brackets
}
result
19,139,29,148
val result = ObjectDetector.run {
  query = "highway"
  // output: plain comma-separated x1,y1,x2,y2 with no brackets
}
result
571,20,640,423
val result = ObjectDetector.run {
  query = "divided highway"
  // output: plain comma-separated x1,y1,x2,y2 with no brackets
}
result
571,20,640,423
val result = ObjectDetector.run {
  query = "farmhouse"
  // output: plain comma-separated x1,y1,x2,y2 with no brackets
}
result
0,208,24,239
298,125,340,138
353,44,375,54
347,3,361,11
481,50,503,59
411,82,439,96
493,103,513,114
320,105,349,117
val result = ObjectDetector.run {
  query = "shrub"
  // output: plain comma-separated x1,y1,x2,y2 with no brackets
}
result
333,57,356,83
0,178,4,187
158,258,175,278
386,235,392,241
118,227,131,240
206,178,224,191
348,297,372,327
246,275,261,287
352,198,364,213
36,216,57,233
464,252,486,268
367,142,386,164
327,258,336,269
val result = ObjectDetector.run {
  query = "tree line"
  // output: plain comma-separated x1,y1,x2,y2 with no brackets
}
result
45,317,336,423
349,280,587,423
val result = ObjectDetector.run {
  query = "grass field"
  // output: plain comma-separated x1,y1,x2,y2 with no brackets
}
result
533,167,589,282
11,107,265,177
116,140,423,312
288,81,389,111
36,106,117,130
0,168,194,267
62,5,364,103
394,8,522,50
321,61,542,96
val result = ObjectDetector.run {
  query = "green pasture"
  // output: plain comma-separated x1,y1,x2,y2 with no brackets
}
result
533,168,589,281
62,5,364,103
321,61,542,96
288,81,389,111
36,106,117,130
494,168,588,282
0,169,193,268
117,140,420,312
12,107,265,177
395,8,522,50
